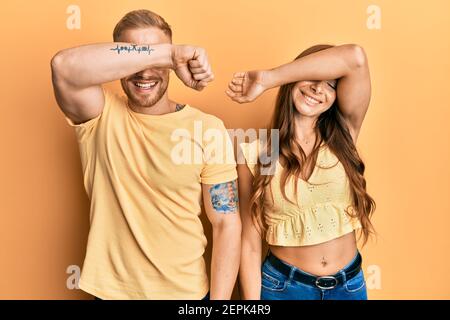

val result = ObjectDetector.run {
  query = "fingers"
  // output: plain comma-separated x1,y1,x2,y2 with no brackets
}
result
225,92,250,104
235,96,250,103
192,64,210,91
230,72,246,84
173,45,215,90
195,80,208,91
188,59,203,69
228,82,241,92
189,48,214,82
231,77,244,85
233,72,245,78
225,71,246,101
226,87,251,104
226,82,243,98
225,89,240,98
227,71,246,92
192,67,214,81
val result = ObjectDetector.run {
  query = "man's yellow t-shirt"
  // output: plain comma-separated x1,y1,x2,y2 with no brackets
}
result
65,88,237,299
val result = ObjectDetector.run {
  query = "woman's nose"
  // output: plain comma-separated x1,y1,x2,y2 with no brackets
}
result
311,82,323,93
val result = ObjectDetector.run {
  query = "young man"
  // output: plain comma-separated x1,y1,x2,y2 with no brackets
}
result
51,9,241,300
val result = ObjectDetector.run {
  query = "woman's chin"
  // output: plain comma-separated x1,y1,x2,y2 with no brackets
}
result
294,105,321,117
295,101,332,117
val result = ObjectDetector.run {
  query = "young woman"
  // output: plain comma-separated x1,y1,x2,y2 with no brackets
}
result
226,44,376,300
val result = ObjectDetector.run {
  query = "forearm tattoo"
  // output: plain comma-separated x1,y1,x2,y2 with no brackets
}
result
110,44,155,55
208,180,238,214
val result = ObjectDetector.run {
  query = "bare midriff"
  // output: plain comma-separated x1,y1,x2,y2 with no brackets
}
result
269,231,358,276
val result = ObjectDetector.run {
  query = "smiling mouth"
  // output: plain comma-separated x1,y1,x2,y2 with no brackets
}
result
301,91,322,105
132,80,159,91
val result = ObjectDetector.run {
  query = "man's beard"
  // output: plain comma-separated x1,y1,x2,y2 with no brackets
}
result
121,78,169,108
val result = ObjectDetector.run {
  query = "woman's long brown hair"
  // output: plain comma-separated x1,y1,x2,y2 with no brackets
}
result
251,44,376,246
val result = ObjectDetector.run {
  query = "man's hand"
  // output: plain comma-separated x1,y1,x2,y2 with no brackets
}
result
226,70,268,103
171,45,214,91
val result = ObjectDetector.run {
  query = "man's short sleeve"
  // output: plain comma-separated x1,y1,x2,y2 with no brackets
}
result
200,118,238,185
64,86,111,144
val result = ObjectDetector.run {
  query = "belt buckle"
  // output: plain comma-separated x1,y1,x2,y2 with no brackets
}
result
315,276,338,290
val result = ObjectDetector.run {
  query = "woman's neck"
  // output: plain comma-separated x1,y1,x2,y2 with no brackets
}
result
294,114,318,144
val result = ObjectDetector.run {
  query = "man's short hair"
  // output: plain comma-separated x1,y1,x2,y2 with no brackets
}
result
113,9,172,41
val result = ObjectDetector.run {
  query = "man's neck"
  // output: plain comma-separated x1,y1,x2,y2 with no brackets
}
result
128,95,178,116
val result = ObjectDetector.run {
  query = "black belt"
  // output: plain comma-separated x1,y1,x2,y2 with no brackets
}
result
266,251,362,290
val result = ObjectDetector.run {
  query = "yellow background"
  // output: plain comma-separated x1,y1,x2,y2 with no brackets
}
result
0,0,449,299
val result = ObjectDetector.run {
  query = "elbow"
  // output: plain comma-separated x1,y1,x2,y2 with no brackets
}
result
212,217,242,236
344,44,367,69
50,50,72,83
50,50,65,73
347,44,368,68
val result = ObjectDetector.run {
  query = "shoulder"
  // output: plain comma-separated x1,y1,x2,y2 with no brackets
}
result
185,106,227,129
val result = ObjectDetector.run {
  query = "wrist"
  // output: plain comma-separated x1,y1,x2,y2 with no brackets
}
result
165,44,175,69
169,44,190,70
261,69,278,90
144,43,174,69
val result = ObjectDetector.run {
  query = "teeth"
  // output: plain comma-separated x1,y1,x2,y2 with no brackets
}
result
135,81,157,88
303,93,320,104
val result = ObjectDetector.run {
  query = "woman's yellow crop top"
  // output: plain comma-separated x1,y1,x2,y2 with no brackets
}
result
240,140,361,246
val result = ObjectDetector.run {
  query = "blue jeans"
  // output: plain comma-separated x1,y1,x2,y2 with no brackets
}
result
260,251,368,300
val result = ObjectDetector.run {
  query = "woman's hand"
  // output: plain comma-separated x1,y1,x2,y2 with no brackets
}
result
226,70,269,103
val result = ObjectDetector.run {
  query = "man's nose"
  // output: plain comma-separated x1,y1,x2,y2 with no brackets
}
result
138,69,154,76
136,69,158,78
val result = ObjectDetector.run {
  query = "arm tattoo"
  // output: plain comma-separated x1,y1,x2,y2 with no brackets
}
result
208,180,238,214
110,44,155,55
